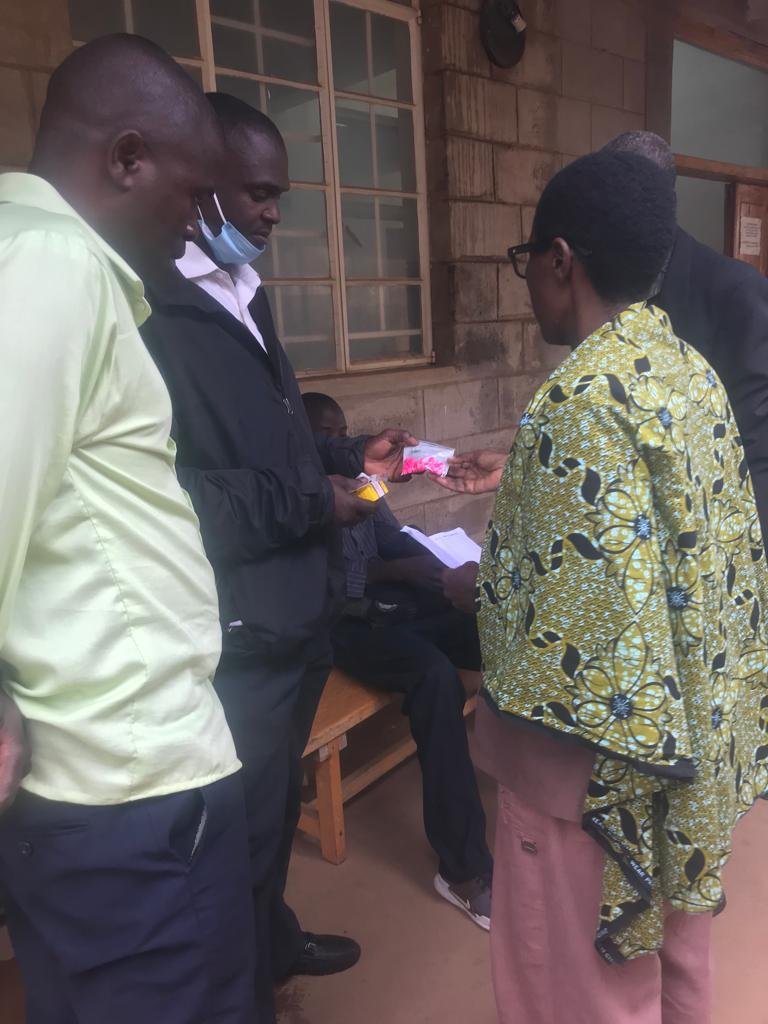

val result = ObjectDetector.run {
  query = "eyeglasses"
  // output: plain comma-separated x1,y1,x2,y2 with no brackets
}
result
507,239,593,280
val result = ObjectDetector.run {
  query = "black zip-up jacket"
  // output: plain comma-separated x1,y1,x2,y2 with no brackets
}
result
141,268,366,660
656,228,768,543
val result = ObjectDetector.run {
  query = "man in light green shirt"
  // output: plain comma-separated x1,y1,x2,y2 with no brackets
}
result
0,35,255,1023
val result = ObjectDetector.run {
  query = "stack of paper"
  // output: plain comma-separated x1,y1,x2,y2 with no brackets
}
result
400,526,482,568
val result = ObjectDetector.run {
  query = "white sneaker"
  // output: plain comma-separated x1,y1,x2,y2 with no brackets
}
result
434,873,491,931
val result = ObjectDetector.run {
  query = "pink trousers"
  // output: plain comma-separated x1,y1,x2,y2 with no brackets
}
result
491,784,713,1024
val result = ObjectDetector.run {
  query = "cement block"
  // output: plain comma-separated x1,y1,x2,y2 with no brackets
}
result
518,88,558,150
425,4,490,77
498,262,533,319
521,0,557,34
492,30,561,93
591,0,646,62
0,0,71,68
556,95,591,156
485,79,518,144
499,373,546,425
445,425,518,455
449,200,521,259
446,137,494,199
521,205,536,241
563,42,623,107
444,73,517,144
0,67,34,167
424,377,500,439
494,146,560,205
556,0,591,44
591,103,644,150
623,58,645,114
453,262,498,323
342,389,426,440
453,320,524,372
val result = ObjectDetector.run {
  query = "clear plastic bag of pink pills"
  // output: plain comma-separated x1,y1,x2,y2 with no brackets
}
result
401,441,455,477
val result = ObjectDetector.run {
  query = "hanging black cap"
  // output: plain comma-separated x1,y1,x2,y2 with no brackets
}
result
480,0,527,69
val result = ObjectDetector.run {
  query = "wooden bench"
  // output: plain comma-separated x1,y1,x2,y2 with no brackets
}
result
298,667,480,865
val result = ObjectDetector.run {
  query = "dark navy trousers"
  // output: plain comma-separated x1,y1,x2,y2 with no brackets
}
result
0,772,254,1024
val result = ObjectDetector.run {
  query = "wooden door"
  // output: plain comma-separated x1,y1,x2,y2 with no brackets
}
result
727,183,768,274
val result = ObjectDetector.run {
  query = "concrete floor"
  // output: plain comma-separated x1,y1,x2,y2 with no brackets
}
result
3,755,768,1023
279,757,768,1024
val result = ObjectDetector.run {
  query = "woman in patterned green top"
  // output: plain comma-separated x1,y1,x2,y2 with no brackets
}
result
434,151,768,1023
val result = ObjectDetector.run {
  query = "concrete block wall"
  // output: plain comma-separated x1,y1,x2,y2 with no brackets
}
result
0,0,71,170
308,0,649,540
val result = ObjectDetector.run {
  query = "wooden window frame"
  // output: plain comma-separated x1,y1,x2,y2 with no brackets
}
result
672,17,768,188
73,0,430,378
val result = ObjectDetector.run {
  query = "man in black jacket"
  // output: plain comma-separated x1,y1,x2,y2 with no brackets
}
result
140,93,415,1023
604,131,768,544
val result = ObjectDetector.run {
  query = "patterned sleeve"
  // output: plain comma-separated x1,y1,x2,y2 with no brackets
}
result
478,379,692,775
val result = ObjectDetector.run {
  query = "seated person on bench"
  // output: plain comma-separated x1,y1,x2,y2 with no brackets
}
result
303,393,493,930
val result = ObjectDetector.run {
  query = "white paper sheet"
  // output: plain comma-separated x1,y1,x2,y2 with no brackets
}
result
401,525,482,568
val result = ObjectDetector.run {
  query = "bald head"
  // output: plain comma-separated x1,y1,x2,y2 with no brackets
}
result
31,34,223,275
601,131,677,183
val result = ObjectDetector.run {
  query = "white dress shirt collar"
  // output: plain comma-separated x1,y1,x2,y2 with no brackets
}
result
176,241,266,351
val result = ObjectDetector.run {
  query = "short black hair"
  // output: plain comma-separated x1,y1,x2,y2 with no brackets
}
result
532,150,676,304
205,91,285,150
302,392,343,425
602,131,677,183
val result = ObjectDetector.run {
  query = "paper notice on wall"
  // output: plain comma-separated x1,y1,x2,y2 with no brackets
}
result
740,216,762,256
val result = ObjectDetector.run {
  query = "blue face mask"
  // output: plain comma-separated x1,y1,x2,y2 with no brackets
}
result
197,194,265,266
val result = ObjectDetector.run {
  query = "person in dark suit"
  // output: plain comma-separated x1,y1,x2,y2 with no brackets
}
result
140,93,415,1024
604,131,768,544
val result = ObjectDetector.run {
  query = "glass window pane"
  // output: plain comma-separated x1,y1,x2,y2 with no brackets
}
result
68,0,125,40
346,284,380,333
331,2,369,95
212,23,259,73
347,284,421,333
342,195,420,279
341,194,378,278
375,106,416,191
260,188,330,279
270,285,337,372
212,0,317,84
260,0,315,38
217,76,324,184
214,0,315,37
371,14,412,102
336,100,374,188
350,333,423,364
380,197,419,278
672,41,768,167
262,36,317,86
133,0,200,59
676,177,726,254
210,0,252,19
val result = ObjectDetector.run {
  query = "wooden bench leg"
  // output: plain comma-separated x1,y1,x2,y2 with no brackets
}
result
315,738,346,865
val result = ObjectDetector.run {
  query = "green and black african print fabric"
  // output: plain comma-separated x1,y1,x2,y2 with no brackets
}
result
478,303,768,963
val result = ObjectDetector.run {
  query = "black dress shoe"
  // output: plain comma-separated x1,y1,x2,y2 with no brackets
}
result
288,933,361,977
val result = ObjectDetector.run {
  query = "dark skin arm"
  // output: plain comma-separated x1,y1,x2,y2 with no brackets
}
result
367,553,444,590
441,561,480,615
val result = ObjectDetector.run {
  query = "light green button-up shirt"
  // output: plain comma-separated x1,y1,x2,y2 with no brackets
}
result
0,174,239,804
